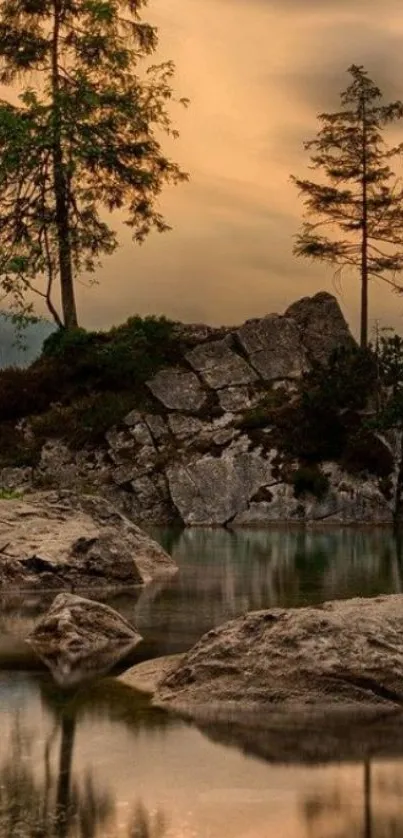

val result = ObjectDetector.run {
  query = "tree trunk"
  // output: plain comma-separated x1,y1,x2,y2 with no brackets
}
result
55,714,76,838
361,97,369,349
51,0,78,330
394,430,403,529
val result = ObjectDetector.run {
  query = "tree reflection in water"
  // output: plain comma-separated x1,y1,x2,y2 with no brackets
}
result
0,674,172,838
127,802,167,838
303,758,403,838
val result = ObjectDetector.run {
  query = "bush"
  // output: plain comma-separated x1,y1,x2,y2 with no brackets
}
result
340,429,394,478
0,363,62,422
42,315,177,391
30,391,141,449
291,465,330,500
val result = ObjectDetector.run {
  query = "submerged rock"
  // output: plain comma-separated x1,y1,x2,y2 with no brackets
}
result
28,592,142,687
153,594,403,719
0,491,177,590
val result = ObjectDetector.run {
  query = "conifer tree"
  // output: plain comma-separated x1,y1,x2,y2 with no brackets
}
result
0,0,188,328
291,65,403,348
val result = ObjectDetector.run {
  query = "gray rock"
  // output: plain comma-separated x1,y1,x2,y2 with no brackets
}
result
28,593,142,687
286,291,355,364
105,428,137,465
147,367,207,412
168,414,206,440
143,414,171,446
167,451,274,525
218,386,256,413
154,594,403,719
0,491,177,589
186,339,257,389
237,315,307,380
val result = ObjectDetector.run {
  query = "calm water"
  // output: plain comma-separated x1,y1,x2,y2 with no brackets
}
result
1,526,403,838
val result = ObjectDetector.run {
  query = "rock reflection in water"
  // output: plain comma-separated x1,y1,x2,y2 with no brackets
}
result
133,526,403,654
1,527,403,663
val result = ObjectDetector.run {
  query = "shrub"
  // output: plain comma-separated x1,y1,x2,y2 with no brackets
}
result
291,465,330,500
30,391,141,449
0,422,41,467
340,429,394,478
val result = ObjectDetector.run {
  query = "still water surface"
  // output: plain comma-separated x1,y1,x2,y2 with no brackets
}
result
1,527,403,838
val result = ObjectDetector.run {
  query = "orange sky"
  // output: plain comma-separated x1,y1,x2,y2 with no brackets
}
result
50,0,403,335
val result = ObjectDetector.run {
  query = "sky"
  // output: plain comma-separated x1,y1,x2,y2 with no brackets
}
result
62,0,403,335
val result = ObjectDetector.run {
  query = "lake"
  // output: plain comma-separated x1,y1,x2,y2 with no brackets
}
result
1,526,403,838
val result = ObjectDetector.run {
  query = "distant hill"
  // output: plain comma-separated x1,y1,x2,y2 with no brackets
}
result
0,313,55,368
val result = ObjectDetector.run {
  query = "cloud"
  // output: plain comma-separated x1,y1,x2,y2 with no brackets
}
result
30,0,403,335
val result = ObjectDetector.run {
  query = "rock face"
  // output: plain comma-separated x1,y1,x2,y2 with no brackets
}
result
285,291,355,364
28,593,142,686
186,338,257,389
146,367,207,412
2,291,388,527
154,595,403,719
237,314,307,380
0,491,177,589
167,449,275,525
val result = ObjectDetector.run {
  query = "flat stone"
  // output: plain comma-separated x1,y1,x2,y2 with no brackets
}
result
168,414,206,440
218,386,255,413
186,339,257,389
147,367,207,412
119,654,185,694
237,315,307,381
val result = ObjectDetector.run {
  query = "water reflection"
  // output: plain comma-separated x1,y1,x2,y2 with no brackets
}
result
133,527,403,654
0,674,171,838
302,759,403,838
1,527,403,662
4,673,403,837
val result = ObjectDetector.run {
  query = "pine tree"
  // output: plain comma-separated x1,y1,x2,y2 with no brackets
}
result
291,65,403,348
0,0,188,328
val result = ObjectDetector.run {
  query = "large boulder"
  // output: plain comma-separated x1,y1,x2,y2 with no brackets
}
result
186,339,257,389
154,595,403,719
0,491,176,589
28,593,142,686
236,315,307,380
146,367,207,412
286,291,355,364
167,449,276,525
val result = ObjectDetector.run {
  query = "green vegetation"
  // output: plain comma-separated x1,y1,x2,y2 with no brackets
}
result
0,0,188,328
292,65,403,348
0,315,177,464
291,466,330,500
238,339,403,488
0,488,23,500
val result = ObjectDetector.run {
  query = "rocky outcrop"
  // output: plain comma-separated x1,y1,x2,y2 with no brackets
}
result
0,491,177,589
1,291,386,526
285,291,355,364
237,314,307,380
167,448,276,525
146,367,208,412
28,593,142,686
153,595,403,719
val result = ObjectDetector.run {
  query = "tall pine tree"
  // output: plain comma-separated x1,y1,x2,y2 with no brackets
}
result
0,0,188,328
291,65,403,348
